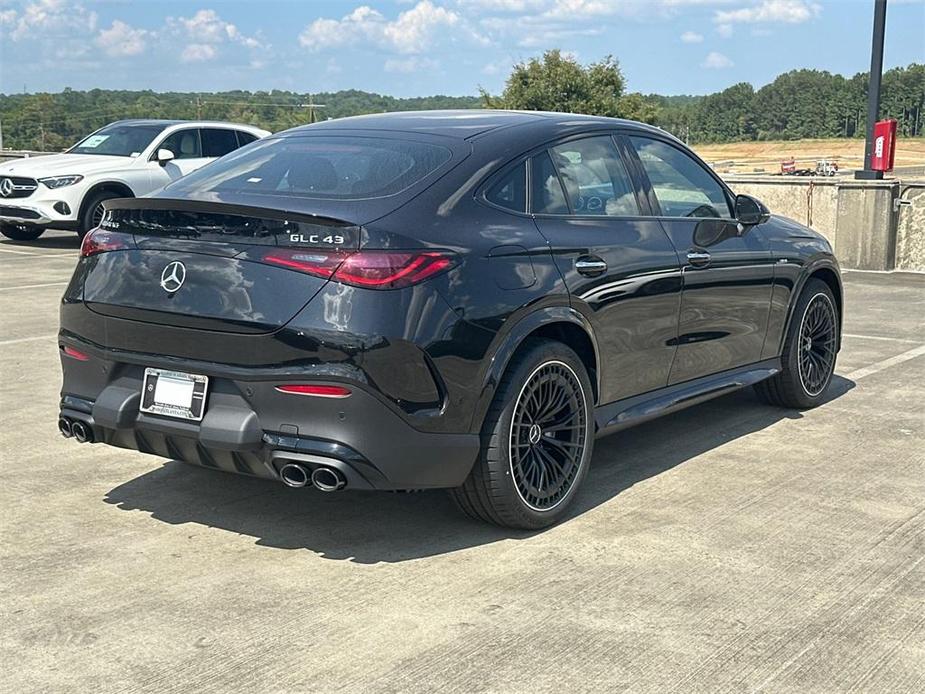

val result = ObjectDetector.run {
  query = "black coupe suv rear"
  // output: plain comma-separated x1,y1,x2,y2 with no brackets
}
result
59,111,842,529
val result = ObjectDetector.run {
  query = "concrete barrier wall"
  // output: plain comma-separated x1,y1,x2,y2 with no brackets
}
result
725,176,924,272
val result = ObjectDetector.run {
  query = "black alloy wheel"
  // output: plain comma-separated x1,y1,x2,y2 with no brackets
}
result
510,361,588,511
797,293,838,397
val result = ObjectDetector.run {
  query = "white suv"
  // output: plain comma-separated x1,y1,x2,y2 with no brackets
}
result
0,119,270,241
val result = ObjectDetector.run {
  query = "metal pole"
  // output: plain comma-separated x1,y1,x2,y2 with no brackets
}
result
856,0,888,180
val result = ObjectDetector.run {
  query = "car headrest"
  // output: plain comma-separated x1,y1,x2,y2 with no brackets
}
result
180,132,198,156
287,156,338,192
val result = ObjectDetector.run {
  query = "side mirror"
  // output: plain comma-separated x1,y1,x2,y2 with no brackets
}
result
735,194,770,226
156,148,175,166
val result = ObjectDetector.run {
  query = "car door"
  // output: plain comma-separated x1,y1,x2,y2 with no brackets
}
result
625,134,774,384
147,128,209,190
531,134,683,404
201,127,243,160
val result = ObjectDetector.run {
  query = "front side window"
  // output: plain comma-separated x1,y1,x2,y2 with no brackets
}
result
159,129,202,160
550,136,640,216
485,162,526,213
629,136,731,218
68,123,168,157
201,128,239,158
165,135,453,200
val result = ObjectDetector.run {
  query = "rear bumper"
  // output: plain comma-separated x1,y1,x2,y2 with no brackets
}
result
58,345,479,491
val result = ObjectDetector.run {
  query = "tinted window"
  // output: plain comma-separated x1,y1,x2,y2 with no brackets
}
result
485,163,526,213
201,129,239,158
159,129,202,160
531,151,568,214
550,136,639,216
68,123,167,157
166,135,452,200
630,136,731,218
236,131,258,147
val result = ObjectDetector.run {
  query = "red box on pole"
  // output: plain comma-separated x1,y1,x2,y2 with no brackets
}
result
870,119,897,172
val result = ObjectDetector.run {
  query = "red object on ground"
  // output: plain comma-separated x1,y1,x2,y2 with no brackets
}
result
871,119,897,172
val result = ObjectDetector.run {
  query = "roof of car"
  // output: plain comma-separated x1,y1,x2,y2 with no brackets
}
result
281,109,668,140
109,119,264,129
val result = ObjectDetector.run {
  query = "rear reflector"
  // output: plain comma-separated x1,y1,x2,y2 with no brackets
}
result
62,345,90,361
262,249,456,289
80,228,134,257
275,384,352,398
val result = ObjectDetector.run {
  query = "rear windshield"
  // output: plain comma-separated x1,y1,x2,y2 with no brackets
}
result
164,135,453,200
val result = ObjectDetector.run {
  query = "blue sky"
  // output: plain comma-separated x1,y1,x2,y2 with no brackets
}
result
1,0,923,96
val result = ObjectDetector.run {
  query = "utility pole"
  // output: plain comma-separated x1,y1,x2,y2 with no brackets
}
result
855,0,888,180
300,95,327,124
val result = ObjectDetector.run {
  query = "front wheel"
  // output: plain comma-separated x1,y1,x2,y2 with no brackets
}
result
79,190,125,239
451,339,594,529
756,278,839,409
0,224,45,242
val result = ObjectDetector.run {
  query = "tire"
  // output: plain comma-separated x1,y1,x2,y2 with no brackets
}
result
451,338,595,529
79,190,125,239
755,278,839,409
0,224,44,242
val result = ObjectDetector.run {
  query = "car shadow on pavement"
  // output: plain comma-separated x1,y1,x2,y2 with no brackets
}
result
104,376,854,564
0,234,80,250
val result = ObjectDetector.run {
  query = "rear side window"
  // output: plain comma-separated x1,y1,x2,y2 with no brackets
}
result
201,129,239,157
531,151,568,214
629,136,731,218
236,131,258,147
165,135,453,200
550,136,640,216
485,163,526,213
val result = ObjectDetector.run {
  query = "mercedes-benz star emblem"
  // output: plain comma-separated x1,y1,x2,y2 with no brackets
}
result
0,178,13,198
159,261,186,293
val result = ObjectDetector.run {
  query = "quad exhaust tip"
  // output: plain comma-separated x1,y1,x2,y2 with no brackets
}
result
58,417,73,438
278,462,347,492
71,420,93,444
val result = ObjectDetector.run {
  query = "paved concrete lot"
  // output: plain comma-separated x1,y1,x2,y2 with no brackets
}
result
1,231,923,693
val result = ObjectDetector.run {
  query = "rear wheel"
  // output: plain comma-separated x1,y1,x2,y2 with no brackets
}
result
756,278,839,409
451,339,594,529
79,191,125,239
0,224,44,241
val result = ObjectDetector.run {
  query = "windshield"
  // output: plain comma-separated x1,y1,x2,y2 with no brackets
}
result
165,135,453,200
68,123,169,157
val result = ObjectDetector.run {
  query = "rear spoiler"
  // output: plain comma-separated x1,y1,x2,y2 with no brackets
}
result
103,197,353,229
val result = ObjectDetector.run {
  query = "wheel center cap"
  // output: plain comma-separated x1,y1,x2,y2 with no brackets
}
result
528,423,542,445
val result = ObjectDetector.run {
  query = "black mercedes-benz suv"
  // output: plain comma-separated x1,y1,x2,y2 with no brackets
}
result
58,110,842,529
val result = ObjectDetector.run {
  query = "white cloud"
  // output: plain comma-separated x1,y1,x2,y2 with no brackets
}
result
716,23,733,37
2,0,97,41
702,50,733,68
181,43,217,63
299,1,485,54
95,20,147,57
169,9,263,50
715,0,820,24
680,30,704,42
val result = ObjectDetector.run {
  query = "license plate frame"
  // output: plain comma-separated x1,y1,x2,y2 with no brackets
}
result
140,368,209,422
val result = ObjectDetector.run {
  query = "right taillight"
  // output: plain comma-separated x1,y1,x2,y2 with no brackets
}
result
80,229,134,257
262,249,456,289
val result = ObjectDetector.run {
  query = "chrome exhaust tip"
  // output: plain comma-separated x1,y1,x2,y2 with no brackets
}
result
311,466,346,493
279,462,310,488
71,420,92,444
58,417,73,438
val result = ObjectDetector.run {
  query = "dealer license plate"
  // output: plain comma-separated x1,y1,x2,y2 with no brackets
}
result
140,368,209,421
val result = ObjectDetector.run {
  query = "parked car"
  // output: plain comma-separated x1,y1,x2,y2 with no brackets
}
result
0,119,270,241
57,111,842,529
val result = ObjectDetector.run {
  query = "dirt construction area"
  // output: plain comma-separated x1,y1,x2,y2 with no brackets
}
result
1,231,923,694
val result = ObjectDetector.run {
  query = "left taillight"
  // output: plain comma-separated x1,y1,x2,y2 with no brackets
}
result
62,345,89,361
261,249,457,290
80,229,134,257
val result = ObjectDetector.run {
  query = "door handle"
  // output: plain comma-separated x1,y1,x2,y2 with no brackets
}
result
575,256,608,276
686,251,712,268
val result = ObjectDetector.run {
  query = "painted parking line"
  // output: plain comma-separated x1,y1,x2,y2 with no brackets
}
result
0,282,68,291
844,344,925,381
843,333,922,344
0,334,57,347
0,253,77,261
0,247,41,255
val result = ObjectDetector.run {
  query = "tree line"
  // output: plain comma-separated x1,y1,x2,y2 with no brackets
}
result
0,55,921,152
